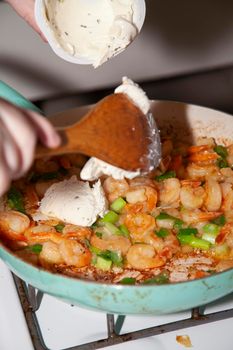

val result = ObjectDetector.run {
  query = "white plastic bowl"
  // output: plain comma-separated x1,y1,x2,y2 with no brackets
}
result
35,0,146,66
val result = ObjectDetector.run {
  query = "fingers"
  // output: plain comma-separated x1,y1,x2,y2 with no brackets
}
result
0,99,61,195
6,0,47,42
26,110,61,149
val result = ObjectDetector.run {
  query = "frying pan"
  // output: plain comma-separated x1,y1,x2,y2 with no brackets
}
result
0,82,233,315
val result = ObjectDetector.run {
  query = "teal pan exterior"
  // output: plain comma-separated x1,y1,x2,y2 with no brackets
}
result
1,244,233,315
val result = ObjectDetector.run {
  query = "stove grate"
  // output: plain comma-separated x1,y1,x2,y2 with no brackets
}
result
13,273,233,350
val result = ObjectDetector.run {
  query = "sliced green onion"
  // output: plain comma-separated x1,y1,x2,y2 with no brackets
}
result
54,223,65,233
90,246,102,255
155,170,176,182
143,273,169,285
103,222,121,235
119,277,136,285
95,256,112,271
178,227,198,236
214,145,228,158
119,224,130,237
29,244,43,254
203,223,220,234
177,234,211,250
7,187,25,213
97,250,123,267
217,158,229,169
155,228,169,238
100,211,119,224
202,232,218,244
95,231,103,238
211,215,226,226
155,212,184,229
110,197,126,213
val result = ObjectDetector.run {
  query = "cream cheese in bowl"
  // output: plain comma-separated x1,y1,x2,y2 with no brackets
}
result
35,0,146,67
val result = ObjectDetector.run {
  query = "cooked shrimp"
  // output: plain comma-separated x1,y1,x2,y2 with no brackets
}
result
0,211,30,241
186,163,220,181
158,178,181,207
204,178,222,211
188,144,218,164
221,183,233,212
62,225,92,241
59,240,91,267
103,177,129,203
39,241,63,265
215,259,233,272
180,184,205,210
124,213,156,239
125,185,157,212
227,144,233,167
181,209,222,224
90,234,131,255
25,225,62,245
126,244,166,269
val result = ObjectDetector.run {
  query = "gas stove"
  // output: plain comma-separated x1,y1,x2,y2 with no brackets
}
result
0,258,233,350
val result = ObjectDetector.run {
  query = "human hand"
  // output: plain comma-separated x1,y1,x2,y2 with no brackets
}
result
6,0,47,41
0,98,61,196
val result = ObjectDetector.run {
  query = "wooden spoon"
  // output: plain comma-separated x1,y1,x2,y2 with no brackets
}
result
35,93,161,173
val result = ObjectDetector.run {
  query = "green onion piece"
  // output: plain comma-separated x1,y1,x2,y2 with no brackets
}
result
97,250,123,267
214,145,228,158
119,277,136,285
203,223,220,235
54,223,65,233
143,273,169,285
156,212,184,229
95,231,103,238
211,215,226,226
100,211,119,224
103,222,122,235
95,256,112,271
202,231,218,244
155,170,176,182
30,244,43,254
7,187,25,213
217,158,229,169
178,227,198,236
119,224,130,237
84,238,91,248
90,246,102,255
156,212,172,220
155,228,169,238
173,218,184,230
110,197,126,213
177,234,211,250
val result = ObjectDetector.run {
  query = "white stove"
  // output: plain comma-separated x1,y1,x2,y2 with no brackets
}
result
0,259,233,350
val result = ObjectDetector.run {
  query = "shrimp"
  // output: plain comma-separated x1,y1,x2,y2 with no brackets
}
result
103,177,129,203
181,209,222,224
204,178,222,211
0,211,30,241
186,163,221,181
25,225,62,245
62,225,92,241
90,234,131,255
227,144,233,167
124,213,156,239
39,241,64,265
143,232,180,258
126,244,166,269
158,178,181,207
221,183,233,212
125,185,157,212
188,144,218,164
59,240,91,267
180,184,205,210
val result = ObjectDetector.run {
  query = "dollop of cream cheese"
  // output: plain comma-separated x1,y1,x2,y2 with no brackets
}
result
39,176,107,226
80,76,152,181
44,0,138,67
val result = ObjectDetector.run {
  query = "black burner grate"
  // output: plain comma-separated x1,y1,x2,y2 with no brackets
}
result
13,274,233,350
